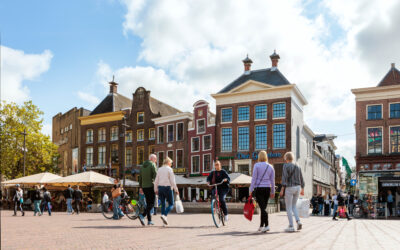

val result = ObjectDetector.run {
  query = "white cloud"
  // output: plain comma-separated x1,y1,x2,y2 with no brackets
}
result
1,46,53,103
335,138,356,167
77,91,101,107
41,123,52,138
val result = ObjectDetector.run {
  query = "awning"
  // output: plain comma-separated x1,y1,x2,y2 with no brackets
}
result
47,171,116,187
2,172,62,186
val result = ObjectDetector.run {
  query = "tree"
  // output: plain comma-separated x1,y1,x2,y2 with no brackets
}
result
0,101,59,180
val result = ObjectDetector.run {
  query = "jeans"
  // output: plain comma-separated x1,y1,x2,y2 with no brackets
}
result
142,187,155,221
387,202,393,216
33,200,42,215
319,204,323,215
41,202,52,215
284,186,301,227
113,196,124,219
66,198,73,213
332,204,338,218
212,188,229,215
158,186,174,216
14,201,24,215
255,187,271,227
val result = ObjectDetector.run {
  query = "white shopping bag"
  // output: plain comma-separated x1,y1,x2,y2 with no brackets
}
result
296,198,310,218
175,195,184,214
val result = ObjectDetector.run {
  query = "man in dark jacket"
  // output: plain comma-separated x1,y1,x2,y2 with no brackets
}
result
32,185,42,216
64,185,74,214
311,194,318,215
73,186,83,214
138,154,158,226
207,161,230,221
317,194,324,216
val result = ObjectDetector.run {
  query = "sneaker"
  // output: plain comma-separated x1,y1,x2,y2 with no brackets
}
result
297,222,302,231
258,227,263,232
160,215,168,225
22,212,25,216
347,217,352,221
224,215,229,222
285,226,295,233
261,226,270,233
148,221,154,226
12,214,17,216
332,218,338,221
138,214,145,226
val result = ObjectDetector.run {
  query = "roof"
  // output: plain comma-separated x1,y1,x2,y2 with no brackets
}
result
90,93,132,115
218,68,290,94
149,97,181,116
378,64,400,87
3,172,61,185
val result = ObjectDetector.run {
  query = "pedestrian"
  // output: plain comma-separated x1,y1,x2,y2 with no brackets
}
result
317,194,324,216
64,184,74,214
206,160,230,222
73,186,83,214
387,190,394,216
280,152,305,232
32,185,42,216
311,194,318,215
87,196,93,211
111,178,124,220
249,150,275,233
333,188,352,221
154,157,179,227
324,194,331,216
348,192,355,216
41,187,52,216
13,184,25,216
138,154,158,226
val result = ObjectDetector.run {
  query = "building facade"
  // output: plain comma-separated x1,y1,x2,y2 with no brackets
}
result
352,63,400,203
52,107,90,176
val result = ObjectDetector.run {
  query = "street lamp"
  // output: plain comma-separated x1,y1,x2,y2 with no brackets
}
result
21,129,27,177
121,116,130,187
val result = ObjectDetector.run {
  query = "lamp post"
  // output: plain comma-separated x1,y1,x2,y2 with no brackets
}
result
21,129,27,176
122,116,130,187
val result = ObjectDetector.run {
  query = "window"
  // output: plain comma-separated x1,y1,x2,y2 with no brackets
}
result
111,126,118,141
158,126,164,144
367,105,382,120
69,124,72,130
197,119,205,134
255,105,267,120
390,103,400,118
368,127,382,154
86,129,93,143
65,126,68,132
149,146,155,154
137,129,144,141
273,103,286,118
158,152,164,168
176,123,184,141
192,137,200,152
167,151,174,167
238,127,249,151
137,112,144,124
203,135,211,150
167,124,174,142
111,144,118,163
61,128,63,134
149,128,156,140
390,126,400,153
86,147,93,166
373,164,380,170
198,110,203,116
383,164,391,170
192,155,200,173
203,154,211,172
221,108,232,123
396,163,400,170
137,146,144,165
221,128,232,152
126,148,132,166
238,106,250,121
99,128,106,142
125,130,132,142
176,149,183,168
98,146,106,165
255,125,267,150
273,124,286,149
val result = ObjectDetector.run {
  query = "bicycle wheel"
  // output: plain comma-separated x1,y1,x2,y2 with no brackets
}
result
126,203,142,220
220,208,225,226
211,199,222,228
102,201,113,219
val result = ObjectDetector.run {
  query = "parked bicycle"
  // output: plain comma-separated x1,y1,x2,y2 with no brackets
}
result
102,195,144,220
208,181,226,228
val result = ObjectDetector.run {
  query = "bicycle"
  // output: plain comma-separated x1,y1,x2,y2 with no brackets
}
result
208,180,226,228
102,195,144,220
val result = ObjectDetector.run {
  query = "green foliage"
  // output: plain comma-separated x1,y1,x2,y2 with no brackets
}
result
0,101,59,179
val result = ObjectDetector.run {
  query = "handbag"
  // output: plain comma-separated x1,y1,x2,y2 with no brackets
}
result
112,188,122,198
175,195,184,214
243,195,256,221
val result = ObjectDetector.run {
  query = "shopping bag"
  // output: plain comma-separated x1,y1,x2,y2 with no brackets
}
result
243,195,255,221
296,198,310,218
175,195,184,214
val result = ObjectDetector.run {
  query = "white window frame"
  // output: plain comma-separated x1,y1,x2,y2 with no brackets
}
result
98,128,107,142
254,124,267,150
389,102,400,119
272,123,286,149
157,126,165,144
86,147,93,166
86,129,93,144
176,149,184,168
221,107,233,124
366,126,383,155
191,155,201,174
272,102,286,119
389,125,400,153
237,126,250,152
254,104,267,121
197,118,206,134
137,112,145,124
202,134,212,151
167,123,174,142
366,104,383,120
221,127,232,152
202,153,212,173
176,122,184,141
125,130,132,142
137,129,144,142
237,106,250,123
111,126,118,141
98,146,106,165
191,136,200,152
149,128,156,140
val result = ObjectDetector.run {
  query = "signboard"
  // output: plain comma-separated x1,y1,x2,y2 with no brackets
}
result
218,156,234,160
173,168,186,174
350,179,357,186
237,152,282,160
382,182,400,187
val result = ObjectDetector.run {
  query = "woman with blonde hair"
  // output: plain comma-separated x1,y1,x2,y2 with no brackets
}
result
250,151,275,233
280,152,305,232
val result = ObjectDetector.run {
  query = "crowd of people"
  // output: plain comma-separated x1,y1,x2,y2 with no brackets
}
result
310,191,354,220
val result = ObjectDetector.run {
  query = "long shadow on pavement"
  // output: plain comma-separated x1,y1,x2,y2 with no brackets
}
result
199,231,281,237
73,226,143,229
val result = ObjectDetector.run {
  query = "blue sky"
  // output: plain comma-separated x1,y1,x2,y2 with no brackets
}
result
2,0,400,167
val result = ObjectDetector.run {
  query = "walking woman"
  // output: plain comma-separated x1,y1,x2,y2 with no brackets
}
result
33,185,42,216
41,187,52,216
280,152,305,232
13,184,25,216
249,151,275,233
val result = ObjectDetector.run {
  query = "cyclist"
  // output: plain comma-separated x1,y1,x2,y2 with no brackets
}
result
206,161,230,222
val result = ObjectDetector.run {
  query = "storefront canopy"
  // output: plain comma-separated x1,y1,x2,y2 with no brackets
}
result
120,179,139,188
47,171,116,187
229,173,252,186
2,172,61,186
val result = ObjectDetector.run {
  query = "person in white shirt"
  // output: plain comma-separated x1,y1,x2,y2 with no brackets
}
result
102,192,109,204
154,157,179,226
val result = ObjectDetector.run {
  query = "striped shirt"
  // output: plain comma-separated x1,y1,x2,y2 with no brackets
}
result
281,162,305,188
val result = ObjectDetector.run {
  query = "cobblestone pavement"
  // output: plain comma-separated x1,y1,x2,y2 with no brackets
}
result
2,210,400,250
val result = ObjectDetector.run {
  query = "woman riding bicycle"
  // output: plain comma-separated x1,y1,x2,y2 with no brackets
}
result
207,161,230,222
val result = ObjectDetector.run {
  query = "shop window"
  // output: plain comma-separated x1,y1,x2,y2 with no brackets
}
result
238,127,249,151
149,128,156,140
137,146,144,165
197,119,205,134
176,149,183,168
167,150,174,167
125,130,132,142
221,108,232,123
203,154,211,172
255,125,267,150
273,103,286,119
396,163,400,170
255,105,267,120
126,148,132,166
221,128,232,152
137,112,144,124
99,128,106,142
192,155,200,173
273,123,286,149
167,124,174,142
192,137,200,152
98,146,106,165
137,129,144,141
86,147,93,166
111,126,118,141
367,105,382,120
368,127,382,154
390,103,400,118
390,126,400,153
203,135,211,150
86,129,93,143
111,144,118,164
238,106,250,121
373,164,380,170
158,126,164,144
176,123,184,141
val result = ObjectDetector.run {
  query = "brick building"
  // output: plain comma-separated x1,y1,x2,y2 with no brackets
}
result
211,52,309,192
352,63,400,205
52,107,90,176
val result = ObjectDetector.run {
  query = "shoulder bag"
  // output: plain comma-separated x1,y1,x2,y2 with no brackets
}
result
112,187,122,198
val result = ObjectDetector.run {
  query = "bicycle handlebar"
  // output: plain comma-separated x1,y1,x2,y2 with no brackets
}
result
207,180,226,186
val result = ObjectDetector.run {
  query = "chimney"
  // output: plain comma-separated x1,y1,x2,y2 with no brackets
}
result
242,54,253,74
109,75,118,94
392,63,395,69
270,50,280,68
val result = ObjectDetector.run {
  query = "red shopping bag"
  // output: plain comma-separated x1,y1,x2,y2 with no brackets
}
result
243,195,255,221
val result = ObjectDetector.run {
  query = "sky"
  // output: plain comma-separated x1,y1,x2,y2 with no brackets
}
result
1,0,400,167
